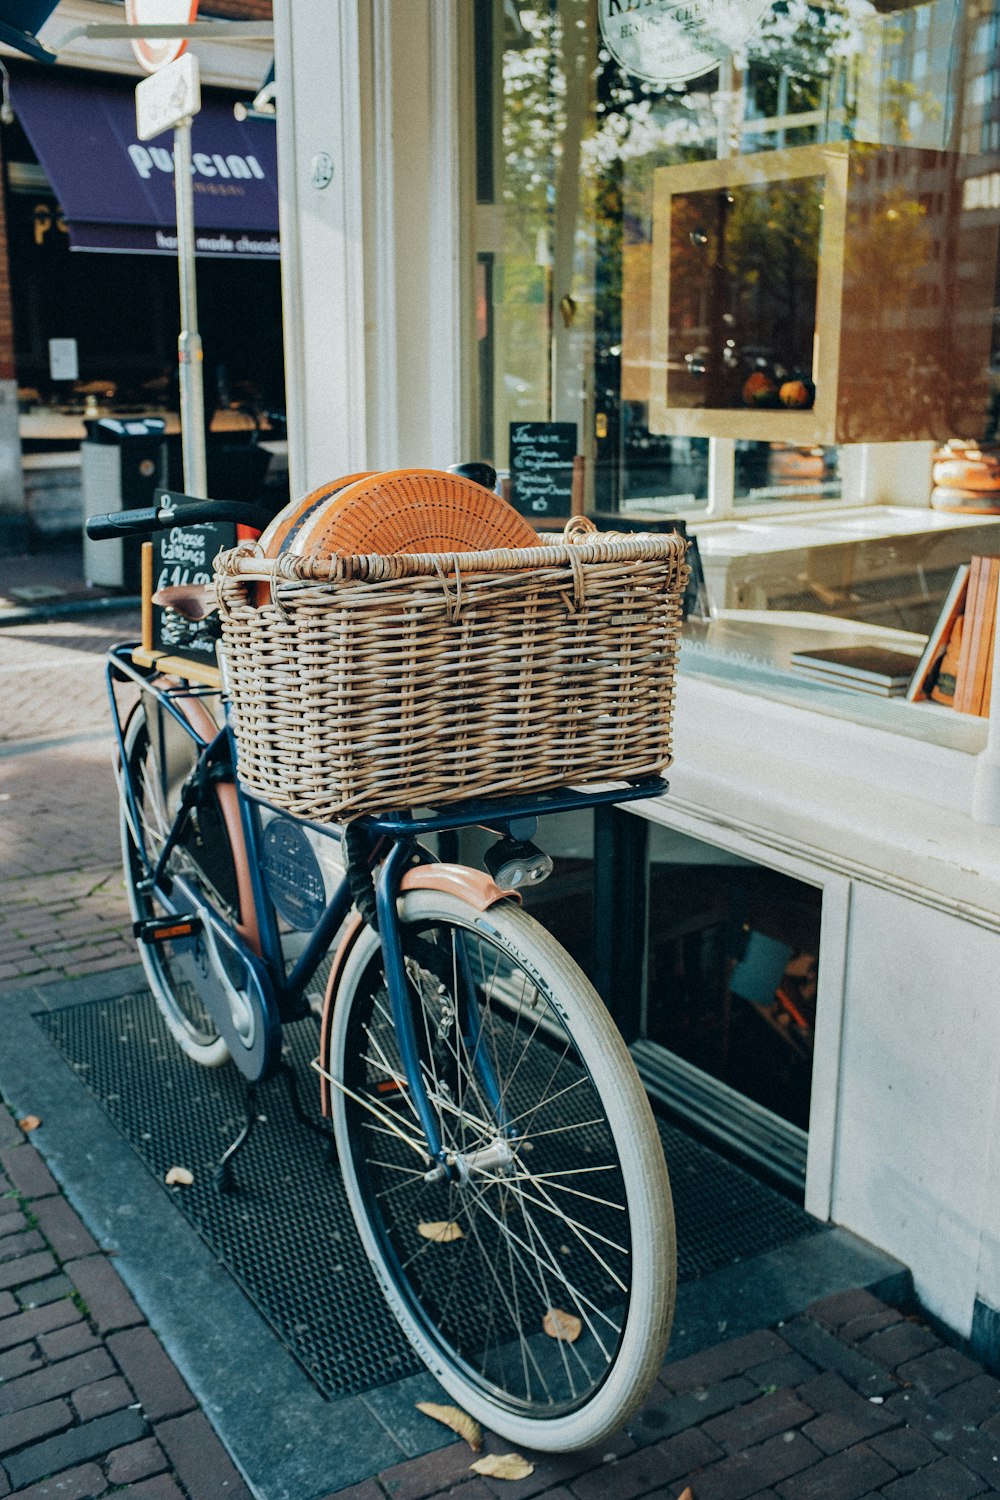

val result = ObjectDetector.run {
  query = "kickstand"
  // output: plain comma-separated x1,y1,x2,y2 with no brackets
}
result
214,1082,258,1193
214,1061,334,1192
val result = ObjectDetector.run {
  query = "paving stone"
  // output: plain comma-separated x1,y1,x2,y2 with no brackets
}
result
37,1321,99,1361
661,1331,791,1392
105,1435,169,1485
858,1322,939,1371
800,1400,897,1456
154,1410,253,1499
780,1320,897,1398
0,1292,17,1318
0,1250,58,1294
71,1374,135,1420
678,1431,821,1500
896,1345,985,1397
110,1476,185,1499
16,1272,74,1308
879,1456,989,1498
773,1443,896,1498
378,1440,486,1500
321,1483,388,1500
0,1347,115,1414
0,1212,26,1242
0,1340,42,1380
0,1115,22,1153
468,1430,637,1500
0,1299,78,1351
571,1428,721,1500
31,1198,99,1263
107,1327,196,1420
702,1389,816,1454
631,1376,758,1444
0,1229,44,1262
837,1310,907,1346
806,1291,894,1332
747,1355,820,1392
938,1373,1000,1426
64,1255,143,1333
4,1407,147,1488
0,1146,59,1201
10,1462,107,1500
0,1397,73,1455
868,1426,946,1473
882,1387,1000,1485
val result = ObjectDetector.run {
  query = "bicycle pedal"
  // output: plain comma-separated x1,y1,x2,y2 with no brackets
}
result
134,915,201,944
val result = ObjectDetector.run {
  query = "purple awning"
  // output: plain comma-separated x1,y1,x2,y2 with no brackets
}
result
10,67,279,259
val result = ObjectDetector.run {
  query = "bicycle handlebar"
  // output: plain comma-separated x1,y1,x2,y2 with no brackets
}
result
85,490,274,541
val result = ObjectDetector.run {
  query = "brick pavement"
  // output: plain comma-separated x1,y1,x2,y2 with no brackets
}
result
1,611,139,989
336,1289,1000,1499
0,1102,250,1498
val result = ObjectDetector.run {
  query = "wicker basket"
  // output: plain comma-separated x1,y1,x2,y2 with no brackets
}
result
214,520,689,822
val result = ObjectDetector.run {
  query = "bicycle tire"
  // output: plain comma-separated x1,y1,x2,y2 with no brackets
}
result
328,889,676,1450
121,705,230,1066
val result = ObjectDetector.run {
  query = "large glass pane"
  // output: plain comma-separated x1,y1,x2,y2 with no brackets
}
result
473,0,1000,725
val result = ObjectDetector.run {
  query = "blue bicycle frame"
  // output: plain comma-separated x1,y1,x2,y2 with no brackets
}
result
107,642,667,1170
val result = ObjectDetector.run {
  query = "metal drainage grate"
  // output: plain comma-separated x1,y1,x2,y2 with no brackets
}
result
39,991,824,1401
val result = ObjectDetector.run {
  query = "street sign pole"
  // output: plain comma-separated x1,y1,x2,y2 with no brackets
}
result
135,51,207,498
172,115,207,497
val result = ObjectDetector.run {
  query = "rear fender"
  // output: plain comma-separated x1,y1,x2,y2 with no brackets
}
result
317,863,516,1116
132,685,261,956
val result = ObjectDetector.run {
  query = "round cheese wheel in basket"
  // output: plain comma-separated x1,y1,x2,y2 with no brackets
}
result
286,468,539,557
252,468,538,604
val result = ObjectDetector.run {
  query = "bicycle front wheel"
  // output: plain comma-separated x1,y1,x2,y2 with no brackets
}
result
328,890,676,1451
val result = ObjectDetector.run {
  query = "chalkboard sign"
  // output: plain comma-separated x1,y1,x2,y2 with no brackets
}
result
509,421,577,517
152,522,236,665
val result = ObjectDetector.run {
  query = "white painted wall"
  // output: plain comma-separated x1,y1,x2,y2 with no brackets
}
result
273,0,465,495
273,2,369,497
832,886,1000,1336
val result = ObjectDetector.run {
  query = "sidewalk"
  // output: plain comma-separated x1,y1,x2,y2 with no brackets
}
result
0,544,998,1497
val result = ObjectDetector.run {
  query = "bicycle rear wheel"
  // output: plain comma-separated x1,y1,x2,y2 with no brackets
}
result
327,889,675,1451
120,704,229,1066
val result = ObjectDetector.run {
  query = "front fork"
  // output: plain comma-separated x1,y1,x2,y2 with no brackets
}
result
375,839,508,1173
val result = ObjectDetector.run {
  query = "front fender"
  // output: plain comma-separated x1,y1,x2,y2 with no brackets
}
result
316,863,516,1116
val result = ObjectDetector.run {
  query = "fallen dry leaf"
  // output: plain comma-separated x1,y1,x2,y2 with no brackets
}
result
469,1453,534,1480
543,1307,582,1342
18,1116,41,1133
417,1220,464,1242
678,1488,694,1500
415,1401,482,1451
164,1166,194,1186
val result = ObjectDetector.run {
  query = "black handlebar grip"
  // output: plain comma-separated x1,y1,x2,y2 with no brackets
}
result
85,507,161,540
85,494,275,541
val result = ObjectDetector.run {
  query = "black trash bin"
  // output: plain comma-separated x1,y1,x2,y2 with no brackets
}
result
82,416,167,590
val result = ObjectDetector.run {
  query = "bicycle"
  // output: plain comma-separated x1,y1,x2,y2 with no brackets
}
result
85,485,680,1452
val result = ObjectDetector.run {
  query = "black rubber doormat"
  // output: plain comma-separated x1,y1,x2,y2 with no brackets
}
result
39,990,824,1401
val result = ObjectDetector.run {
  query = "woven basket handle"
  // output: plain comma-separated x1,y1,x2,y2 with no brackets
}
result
217,527,686,588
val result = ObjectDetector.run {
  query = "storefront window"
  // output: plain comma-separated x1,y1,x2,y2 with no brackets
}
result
473,0,1000,726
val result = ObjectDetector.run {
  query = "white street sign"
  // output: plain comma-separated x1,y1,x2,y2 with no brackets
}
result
126,0,198,73
136,52,201,142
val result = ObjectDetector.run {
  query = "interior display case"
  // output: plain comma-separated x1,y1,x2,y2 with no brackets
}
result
648,142,997,444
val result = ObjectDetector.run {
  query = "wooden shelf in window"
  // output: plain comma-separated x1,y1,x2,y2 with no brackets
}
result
646,142,995,445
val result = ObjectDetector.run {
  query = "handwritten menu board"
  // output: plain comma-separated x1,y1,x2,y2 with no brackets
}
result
152,522,235,666
509,422,577,517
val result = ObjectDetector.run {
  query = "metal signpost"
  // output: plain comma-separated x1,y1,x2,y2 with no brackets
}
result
134,48,207,498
